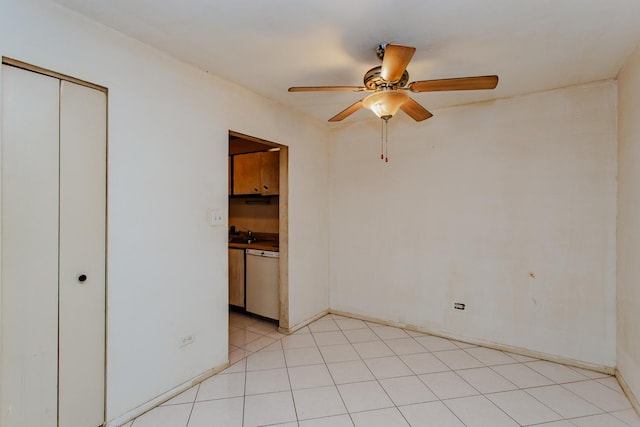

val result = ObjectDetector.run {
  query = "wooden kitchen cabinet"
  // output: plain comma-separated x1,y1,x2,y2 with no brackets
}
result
260,150,279,195
233,152,261,195
229,248,245,308
232,151,279,195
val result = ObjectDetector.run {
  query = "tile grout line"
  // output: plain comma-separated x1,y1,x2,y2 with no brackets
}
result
183,383,200,427
240,313,629,427
363,320,572,427
339,318,412,425
320,316,503,426
241,355,247,427
380,332,472,427
308,317,355,426
133,312,637,427
522,382,607,423
559,381,625,415
479,352,610,424
281,337,301,425
595,377,628,395
481,366,567,423
371,329,443,424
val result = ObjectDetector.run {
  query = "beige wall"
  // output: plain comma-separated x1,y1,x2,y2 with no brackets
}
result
2,0,637,422
0,0,330,424
329,81,618,368
617,43,640,401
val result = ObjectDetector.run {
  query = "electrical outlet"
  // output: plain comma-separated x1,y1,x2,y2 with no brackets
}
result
180,334,195,347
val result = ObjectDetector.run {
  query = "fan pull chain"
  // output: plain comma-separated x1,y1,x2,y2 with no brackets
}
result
378,119,390,163
384,119,389,163
380,119,384,160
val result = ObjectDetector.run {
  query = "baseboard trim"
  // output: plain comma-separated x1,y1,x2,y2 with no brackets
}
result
109,309,332,426
279,309,329,335
105,361,230,427
329,309,615,375
616,370,640,417
104,310,633,426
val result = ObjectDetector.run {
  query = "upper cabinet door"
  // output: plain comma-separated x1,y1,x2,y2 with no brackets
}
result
232,151,279,196
233,152,262,195
260,150,280,196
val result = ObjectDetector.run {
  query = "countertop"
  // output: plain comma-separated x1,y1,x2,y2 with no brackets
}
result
228,241,279,252
228,231,279,252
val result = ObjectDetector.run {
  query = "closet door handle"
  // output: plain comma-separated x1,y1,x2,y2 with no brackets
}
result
78,274,87,282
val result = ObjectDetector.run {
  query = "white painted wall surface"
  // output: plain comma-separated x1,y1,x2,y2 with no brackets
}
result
0,0,329,423
617,43,640,401
330,82,618,367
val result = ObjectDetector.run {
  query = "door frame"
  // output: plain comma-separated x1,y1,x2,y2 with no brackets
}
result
227,130,290,330
1,57,108,426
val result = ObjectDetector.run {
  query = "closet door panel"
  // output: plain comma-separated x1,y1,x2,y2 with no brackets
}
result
58,80,107,427
0,64,60,427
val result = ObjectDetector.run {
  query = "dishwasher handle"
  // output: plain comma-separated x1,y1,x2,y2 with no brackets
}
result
246,249,280,258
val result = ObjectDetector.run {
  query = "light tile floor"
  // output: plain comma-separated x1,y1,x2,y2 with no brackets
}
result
123,312,640,427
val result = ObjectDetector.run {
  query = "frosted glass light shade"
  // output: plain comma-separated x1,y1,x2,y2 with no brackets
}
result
363,90,409,120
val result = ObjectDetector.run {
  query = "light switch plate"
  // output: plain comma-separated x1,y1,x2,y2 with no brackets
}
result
209,209,224,226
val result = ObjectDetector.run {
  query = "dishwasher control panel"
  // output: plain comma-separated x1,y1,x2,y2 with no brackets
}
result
246,249,279,258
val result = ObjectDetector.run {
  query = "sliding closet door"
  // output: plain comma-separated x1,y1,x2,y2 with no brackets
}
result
1,65,60,427
58,80,106,427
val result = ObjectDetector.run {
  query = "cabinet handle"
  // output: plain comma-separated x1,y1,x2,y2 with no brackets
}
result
78,274,87,282
263,186,268,190
254,188,259,192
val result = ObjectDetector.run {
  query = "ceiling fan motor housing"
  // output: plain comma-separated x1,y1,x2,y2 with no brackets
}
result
364,66,409,90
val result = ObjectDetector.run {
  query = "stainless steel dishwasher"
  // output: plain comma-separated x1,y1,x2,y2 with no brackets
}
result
245,249,279,321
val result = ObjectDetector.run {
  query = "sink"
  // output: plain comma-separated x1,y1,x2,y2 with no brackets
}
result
229,236,278,248
228,237,250,244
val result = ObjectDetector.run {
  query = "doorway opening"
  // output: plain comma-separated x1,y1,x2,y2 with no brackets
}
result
227,131,289,350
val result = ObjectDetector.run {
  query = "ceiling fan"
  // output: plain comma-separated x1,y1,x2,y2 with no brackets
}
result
289,44,499,123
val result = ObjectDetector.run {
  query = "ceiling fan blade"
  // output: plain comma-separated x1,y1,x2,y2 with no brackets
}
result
408,75,499,92
328,100,364,122
288,86,366,92
380,44,416,83
400,97,433,121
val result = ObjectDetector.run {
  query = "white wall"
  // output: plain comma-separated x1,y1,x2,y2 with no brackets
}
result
0,0,330,423
617,43,640,401
329,82,618,367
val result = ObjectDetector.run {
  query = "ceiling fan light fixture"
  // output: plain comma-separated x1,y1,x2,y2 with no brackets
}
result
363,90,409,120
289,44,498,124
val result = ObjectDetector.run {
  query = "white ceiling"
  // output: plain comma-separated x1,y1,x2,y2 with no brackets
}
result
52,0,640,123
